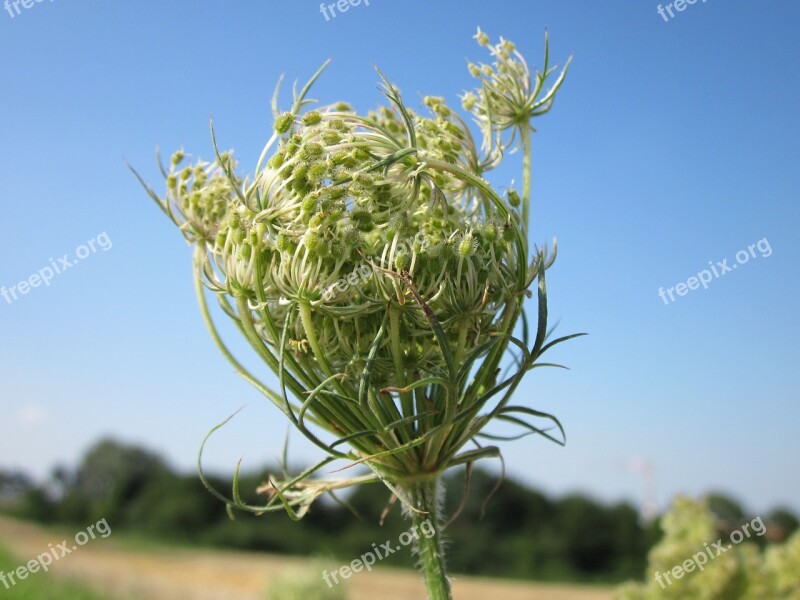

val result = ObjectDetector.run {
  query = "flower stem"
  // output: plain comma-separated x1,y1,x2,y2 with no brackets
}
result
402,478,452,600
521,124,532,236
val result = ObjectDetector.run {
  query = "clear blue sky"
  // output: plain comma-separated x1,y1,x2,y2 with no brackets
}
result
1,1,798,517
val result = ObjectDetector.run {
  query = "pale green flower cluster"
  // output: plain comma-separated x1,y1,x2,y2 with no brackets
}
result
616,497,800,600
164,94,526,392
462,28,570,158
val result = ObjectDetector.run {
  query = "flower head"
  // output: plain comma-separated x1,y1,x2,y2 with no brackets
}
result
135,30,579,521
464,28,571,152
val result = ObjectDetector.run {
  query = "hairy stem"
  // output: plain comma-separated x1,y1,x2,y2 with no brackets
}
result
402,478,452,600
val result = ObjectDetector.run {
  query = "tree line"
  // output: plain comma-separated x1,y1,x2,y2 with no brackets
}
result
1,439,796,583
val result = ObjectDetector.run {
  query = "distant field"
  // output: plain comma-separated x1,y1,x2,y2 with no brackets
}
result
0,516,615,600
0,539,107,599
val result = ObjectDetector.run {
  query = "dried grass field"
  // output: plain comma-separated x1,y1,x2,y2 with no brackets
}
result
0,517,614,600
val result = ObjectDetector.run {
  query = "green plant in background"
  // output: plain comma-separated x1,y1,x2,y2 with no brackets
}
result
134,28,575,599
267,561,347,600
615,497,800,600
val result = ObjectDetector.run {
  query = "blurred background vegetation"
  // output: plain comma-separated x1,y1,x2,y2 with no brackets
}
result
1,439,796,585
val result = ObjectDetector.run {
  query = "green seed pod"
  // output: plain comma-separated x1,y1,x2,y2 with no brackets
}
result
439,240,454,262
285,134,303,156
481,223,497,245
307,163,327,182
293,164,308,181
330,239,346,260
321,130,341,145
300,143,324,160
274,113,294,134
268,151,286,170
232,226,247,245
461,92,477,111
458,232,476,258
329,151,349,166
344,227,361,248
395,252,409,271
353,148,370,162
327,186,347,201
507,188,521,207
302,111,322,126
238,242,252,261
276,232,290,252
444,122,462,137
305,231,322,253
301,195,318,213
292,178,309,194
308,212,325,229
351,209,373,232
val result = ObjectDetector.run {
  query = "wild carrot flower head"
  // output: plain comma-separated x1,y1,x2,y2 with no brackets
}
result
134,29,578,519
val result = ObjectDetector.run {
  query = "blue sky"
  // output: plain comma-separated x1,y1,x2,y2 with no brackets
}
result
1,1,798,517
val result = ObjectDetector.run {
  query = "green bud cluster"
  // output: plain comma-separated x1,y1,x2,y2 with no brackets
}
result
463,27,571,145
162,150,233,242
233,92,529,388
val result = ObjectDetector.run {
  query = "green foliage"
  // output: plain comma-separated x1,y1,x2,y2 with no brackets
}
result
765,509,800,544
266,562,347,600
441,470,654,582
54,438,169,525
615,497,800,599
